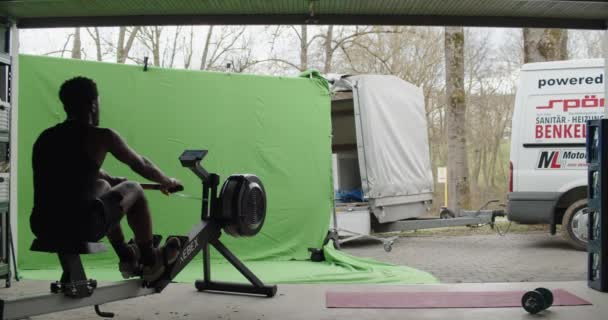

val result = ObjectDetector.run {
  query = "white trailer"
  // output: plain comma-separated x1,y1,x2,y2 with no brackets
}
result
330,75,433,249
331,74,434,219
329,75,505,251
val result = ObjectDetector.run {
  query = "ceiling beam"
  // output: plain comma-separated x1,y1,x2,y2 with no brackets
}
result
15,14,607,30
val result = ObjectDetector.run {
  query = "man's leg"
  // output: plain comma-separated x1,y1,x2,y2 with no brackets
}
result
97,180,179,281
91,180,126,247
99,181,156,264
90,180,139,272
105,181,153,244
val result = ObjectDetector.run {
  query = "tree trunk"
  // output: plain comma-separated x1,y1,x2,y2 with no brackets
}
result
445,26,470,215
470,147,483,188
94,28,102,61
117,26,140,64
117,27,126,62
87,27,103,61
300,25,308,71
523,28,568,63
184,27,194,69
152,27,161,66
168,26,181,68
71,27,81,59
324,25,334,74
200,25,214,70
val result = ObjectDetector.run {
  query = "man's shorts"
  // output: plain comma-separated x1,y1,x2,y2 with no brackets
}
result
31,191,124,242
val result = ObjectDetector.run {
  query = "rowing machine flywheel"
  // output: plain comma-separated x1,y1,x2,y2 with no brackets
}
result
219,174,267,237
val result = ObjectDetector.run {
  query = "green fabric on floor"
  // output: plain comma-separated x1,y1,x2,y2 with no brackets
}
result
19,244,438,284
17,55,437,285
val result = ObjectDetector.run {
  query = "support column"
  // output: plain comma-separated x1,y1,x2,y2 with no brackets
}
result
8,22,18,277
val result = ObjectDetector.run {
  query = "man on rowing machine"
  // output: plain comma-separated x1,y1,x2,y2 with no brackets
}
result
30,76,182,282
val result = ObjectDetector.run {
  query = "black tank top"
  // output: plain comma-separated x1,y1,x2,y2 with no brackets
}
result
31,121,101,231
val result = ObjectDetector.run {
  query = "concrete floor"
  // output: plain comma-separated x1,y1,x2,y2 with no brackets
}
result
343,233,586,283
0,280,606,319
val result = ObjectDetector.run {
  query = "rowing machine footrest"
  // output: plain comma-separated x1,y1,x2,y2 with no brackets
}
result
51,279,98,298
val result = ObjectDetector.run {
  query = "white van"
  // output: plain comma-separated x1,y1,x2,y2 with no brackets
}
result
508,59,605,250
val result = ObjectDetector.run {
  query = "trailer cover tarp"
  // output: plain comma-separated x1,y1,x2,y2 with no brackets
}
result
16,55,437,284
334,75,434,200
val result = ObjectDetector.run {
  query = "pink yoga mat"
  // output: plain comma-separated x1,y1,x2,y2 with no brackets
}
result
326,289,591,309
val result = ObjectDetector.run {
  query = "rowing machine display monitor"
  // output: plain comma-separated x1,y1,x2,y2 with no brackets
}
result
179,150,209,180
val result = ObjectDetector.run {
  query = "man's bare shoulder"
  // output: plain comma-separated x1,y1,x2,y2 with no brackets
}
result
93,127,121,139
91,127,126,149
34,125,60,145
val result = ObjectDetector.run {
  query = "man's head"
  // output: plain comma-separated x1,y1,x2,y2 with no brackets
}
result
59,76,100,125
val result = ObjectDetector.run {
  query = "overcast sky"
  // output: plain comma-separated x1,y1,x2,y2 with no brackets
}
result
17,26,517,70
16,26,603,80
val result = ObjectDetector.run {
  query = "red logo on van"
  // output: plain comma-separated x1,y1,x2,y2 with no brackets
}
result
537,151,561,169
536,96,605,111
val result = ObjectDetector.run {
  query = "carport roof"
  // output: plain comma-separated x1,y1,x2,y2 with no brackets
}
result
0,0,607,29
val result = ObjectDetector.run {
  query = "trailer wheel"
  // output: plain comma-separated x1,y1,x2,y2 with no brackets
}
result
561,199,588,251
440,207,455,219
383,241,393,252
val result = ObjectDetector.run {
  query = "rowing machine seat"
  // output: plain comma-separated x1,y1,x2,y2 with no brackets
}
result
30,238,107,254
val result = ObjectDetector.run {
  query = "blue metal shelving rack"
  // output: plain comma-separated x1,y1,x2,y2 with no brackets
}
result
586,119,608,292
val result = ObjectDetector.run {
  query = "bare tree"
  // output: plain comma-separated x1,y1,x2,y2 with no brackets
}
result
336,27,444,154
322,26,400,74
165,26,182,68
445,26,470,214
200,26,247,71
138,26,163,66
227,38,260,73
300,25,309,70
263,25,324,72
71,27,82,59
523,28,568,63
116,27,141,64
464,29,518,197
323,25,334,73
200,25,214,70
86,27,103,61
262,25,401,74
44,33,73,57
569,30,604,59
183,27,195,69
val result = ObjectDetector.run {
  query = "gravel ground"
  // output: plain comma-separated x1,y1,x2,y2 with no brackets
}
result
342,232,587,283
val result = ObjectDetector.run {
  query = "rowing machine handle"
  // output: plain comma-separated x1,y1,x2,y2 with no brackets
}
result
140,183,184,193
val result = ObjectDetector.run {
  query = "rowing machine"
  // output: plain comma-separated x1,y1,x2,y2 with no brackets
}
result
0,149,276,320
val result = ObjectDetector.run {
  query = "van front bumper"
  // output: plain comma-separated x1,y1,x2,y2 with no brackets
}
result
507,192,560,224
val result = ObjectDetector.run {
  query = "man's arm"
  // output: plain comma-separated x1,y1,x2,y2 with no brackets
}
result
103,129,173,185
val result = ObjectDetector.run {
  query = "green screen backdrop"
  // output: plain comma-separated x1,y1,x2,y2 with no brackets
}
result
18,54,333,267
16,55,437,284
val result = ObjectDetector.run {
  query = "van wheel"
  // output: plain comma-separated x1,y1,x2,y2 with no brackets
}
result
561,199,588,251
